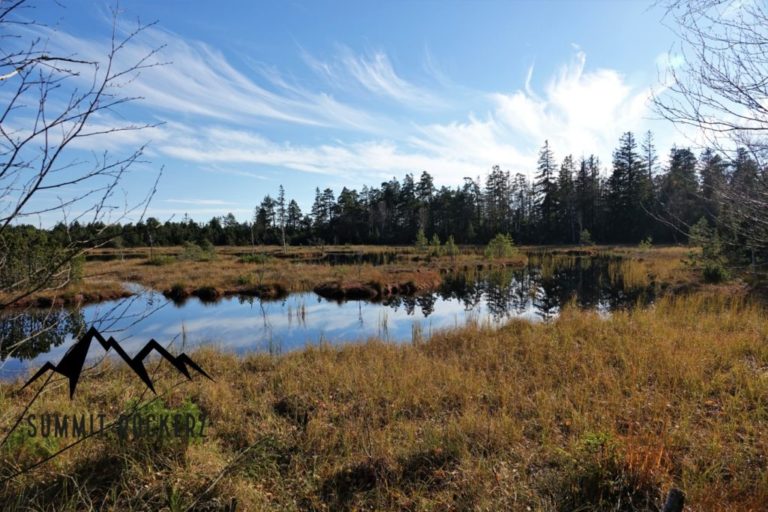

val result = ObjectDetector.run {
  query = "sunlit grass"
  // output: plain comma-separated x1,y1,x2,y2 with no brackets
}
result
1,291,766,510
4,244,704,309
608,258,651,289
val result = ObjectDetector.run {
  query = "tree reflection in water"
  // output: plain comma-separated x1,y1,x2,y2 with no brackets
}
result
0,255,658,367
0,309,86,361
396,256,656,321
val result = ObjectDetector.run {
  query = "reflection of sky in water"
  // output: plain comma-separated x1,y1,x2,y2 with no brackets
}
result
1,258,656,380
0,290,541,380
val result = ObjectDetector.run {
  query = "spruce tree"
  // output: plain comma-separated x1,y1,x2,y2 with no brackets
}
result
558,155,576,242
534,140,558,241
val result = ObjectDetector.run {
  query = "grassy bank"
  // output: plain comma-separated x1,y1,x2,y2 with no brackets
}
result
1,291,766,510
1,244,697,309
0,244,523,308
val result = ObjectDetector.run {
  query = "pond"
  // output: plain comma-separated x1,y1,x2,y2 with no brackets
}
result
0,255,656,380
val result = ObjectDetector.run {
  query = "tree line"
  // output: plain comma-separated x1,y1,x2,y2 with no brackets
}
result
7,131,765,262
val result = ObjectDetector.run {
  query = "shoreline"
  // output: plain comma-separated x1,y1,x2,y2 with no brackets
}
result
1,292,765,509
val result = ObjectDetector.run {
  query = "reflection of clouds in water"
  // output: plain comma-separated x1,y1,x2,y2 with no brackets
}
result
4,292,534,379
3,259,659,380
132,292,512,354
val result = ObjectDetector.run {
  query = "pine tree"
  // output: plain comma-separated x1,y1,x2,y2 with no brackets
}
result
723,147,763,256
429,233,442,256
415,227,428,251
699,149,727,224
416,171,434,202
484,165,511,236
588,156,603,239
534,140,558,241
277,185,287,250
575,157,590,236
287,200,302,232
641,130,658,183
608,132,649,241
558,155,576,242
311,188,323,224
658,147,701,242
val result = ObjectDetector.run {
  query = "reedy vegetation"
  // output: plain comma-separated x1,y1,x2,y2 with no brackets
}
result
1,245,696,309
1,291,766,510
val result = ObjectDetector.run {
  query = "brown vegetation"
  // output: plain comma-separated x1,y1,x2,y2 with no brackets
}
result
1,245,527,309
0,244,698,310
1,291,766,510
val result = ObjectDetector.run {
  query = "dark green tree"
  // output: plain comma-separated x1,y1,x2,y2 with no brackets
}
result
534,140,558,241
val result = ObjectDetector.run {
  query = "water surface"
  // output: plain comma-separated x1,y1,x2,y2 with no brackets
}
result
0,256,655,380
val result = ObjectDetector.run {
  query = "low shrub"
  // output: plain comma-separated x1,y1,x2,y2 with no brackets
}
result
703,261,729,283
180,241,216,262
239,253,272,264
145,255,175,266
484,233,516,259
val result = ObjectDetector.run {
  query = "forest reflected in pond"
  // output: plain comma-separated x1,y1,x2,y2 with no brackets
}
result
0,254,656,379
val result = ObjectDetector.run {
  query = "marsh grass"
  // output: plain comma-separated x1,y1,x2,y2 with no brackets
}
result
1,291,766,510
4,244,700,309
608,259,651,289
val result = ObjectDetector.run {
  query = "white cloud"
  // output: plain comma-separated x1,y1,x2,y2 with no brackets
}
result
18,24,379,132
153,47,669,186
156,125,502,184
302,46,444,108
488,51,659,164
16,19,675,189
398,51,682,179
165,199,237,206
341,50,443,107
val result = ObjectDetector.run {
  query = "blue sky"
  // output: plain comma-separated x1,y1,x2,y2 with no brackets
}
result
17,0,686,224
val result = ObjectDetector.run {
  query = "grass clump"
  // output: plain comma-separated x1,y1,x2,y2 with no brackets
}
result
145,254,175,266
702,260,729,283
2,292,766,510
545,431,663,510
235,274,252,286
238,253,272,264
180,241,216,262
607,258,651,289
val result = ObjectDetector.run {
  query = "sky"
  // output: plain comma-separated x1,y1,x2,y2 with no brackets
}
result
10,0,689,225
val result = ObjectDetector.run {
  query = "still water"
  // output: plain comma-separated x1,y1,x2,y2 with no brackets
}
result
0,256,655,380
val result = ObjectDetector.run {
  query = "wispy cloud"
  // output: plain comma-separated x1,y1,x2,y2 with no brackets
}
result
23,18,671,189
164,199,237,206
341,50,443,107
403,51,677,179
22,24,379,132
151,49,667,187
159,126,416,178
302,46,444,108
142,207,253,218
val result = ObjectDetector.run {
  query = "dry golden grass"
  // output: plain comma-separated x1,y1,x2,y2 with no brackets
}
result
2,244,697,310
1,291,766,510
600,245,695,286
2,244,530,308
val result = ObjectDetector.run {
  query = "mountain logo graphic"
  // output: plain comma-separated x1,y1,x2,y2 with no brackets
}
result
21,327,213,398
